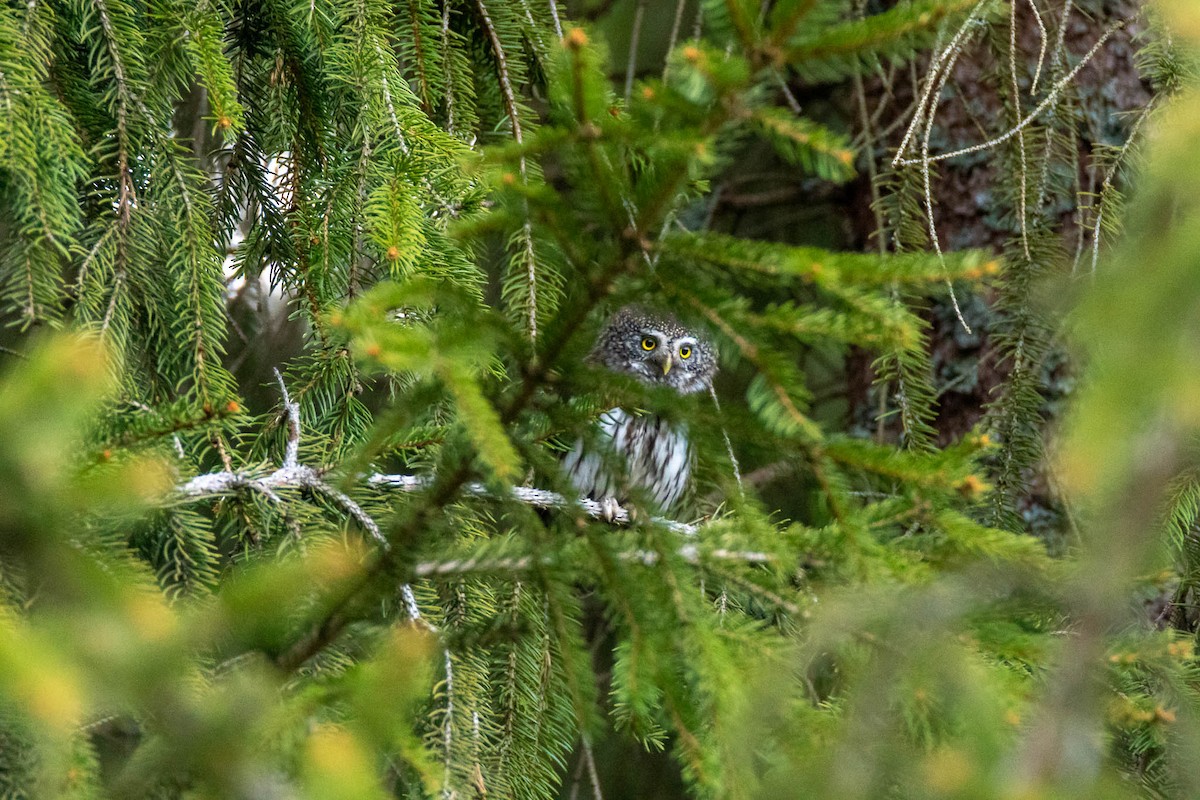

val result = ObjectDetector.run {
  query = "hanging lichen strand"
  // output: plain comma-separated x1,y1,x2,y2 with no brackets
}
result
0,1,1185,799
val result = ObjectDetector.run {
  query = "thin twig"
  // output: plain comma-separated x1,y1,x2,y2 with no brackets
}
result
1010,0,1031,260
917,40,972,333
891,4,986,166
1028,0,1049,93
475,0,538,339
582,736,604,800
895,19,1129,167
625,0,648,102
772,69,803,115
441,650,455,799
1034,0,1075,210
274,368,301,468
1090,102,1154,274
441,1,457,134
664,0,688,73
708,387,743,496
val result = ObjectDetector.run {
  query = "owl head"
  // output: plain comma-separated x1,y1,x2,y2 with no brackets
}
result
589,305,718,395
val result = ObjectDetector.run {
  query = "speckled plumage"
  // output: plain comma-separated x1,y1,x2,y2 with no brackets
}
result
563,306,717,516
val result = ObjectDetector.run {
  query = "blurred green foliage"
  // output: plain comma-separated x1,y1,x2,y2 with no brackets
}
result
0,0,1196,799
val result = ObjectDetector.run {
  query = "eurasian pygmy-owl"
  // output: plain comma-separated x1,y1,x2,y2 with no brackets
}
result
563,305,718,519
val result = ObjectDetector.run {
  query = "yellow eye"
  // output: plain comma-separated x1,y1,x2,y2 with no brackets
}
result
641,337,657,351
679,345,692,359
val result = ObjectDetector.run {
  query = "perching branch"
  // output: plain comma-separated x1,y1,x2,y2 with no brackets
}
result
176,370,700,536
168,369,783,622
172,372,759,645
178,458,777,575
368,474,699,535
177,457,700,537
177,370,386,547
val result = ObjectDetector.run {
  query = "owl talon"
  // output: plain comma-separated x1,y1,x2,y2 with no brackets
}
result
599,496,623,524
598,497,640,525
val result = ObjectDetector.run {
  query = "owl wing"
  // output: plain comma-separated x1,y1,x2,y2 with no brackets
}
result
563,408,692,513
562,408,629,503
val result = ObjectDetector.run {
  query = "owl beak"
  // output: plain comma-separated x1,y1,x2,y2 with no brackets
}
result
659,353,673,375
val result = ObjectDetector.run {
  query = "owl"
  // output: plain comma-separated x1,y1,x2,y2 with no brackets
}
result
562,305,718,520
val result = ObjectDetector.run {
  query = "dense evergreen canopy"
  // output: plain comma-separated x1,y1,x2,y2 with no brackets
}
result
0,0,1197,798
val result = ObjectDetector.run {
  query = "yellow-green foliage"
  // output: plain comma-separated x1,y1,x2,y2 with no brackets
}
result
0,1,1193,800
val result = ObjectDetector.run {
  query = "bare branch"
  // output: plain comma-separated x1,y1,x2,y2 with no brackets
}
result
582,736,604,800
274,368,300,468
368,474,699,535
441,650,455,799
173,375,759,623
625,0,647,103
894,19,1129,167
411,546,773,579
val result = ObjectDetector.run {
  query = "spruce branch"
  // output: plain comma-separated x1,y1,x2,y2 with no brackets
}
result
176,372,387,549
496,581,524,778
372,41,460,218
1088,102,1155,274
177,465,701,538
782,0,979,79
1009,0,1031,261
265,244,647,672
440,0,458,134
475,0,539,340
405,0,434,111
93,0,137,334
164,144,229,404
